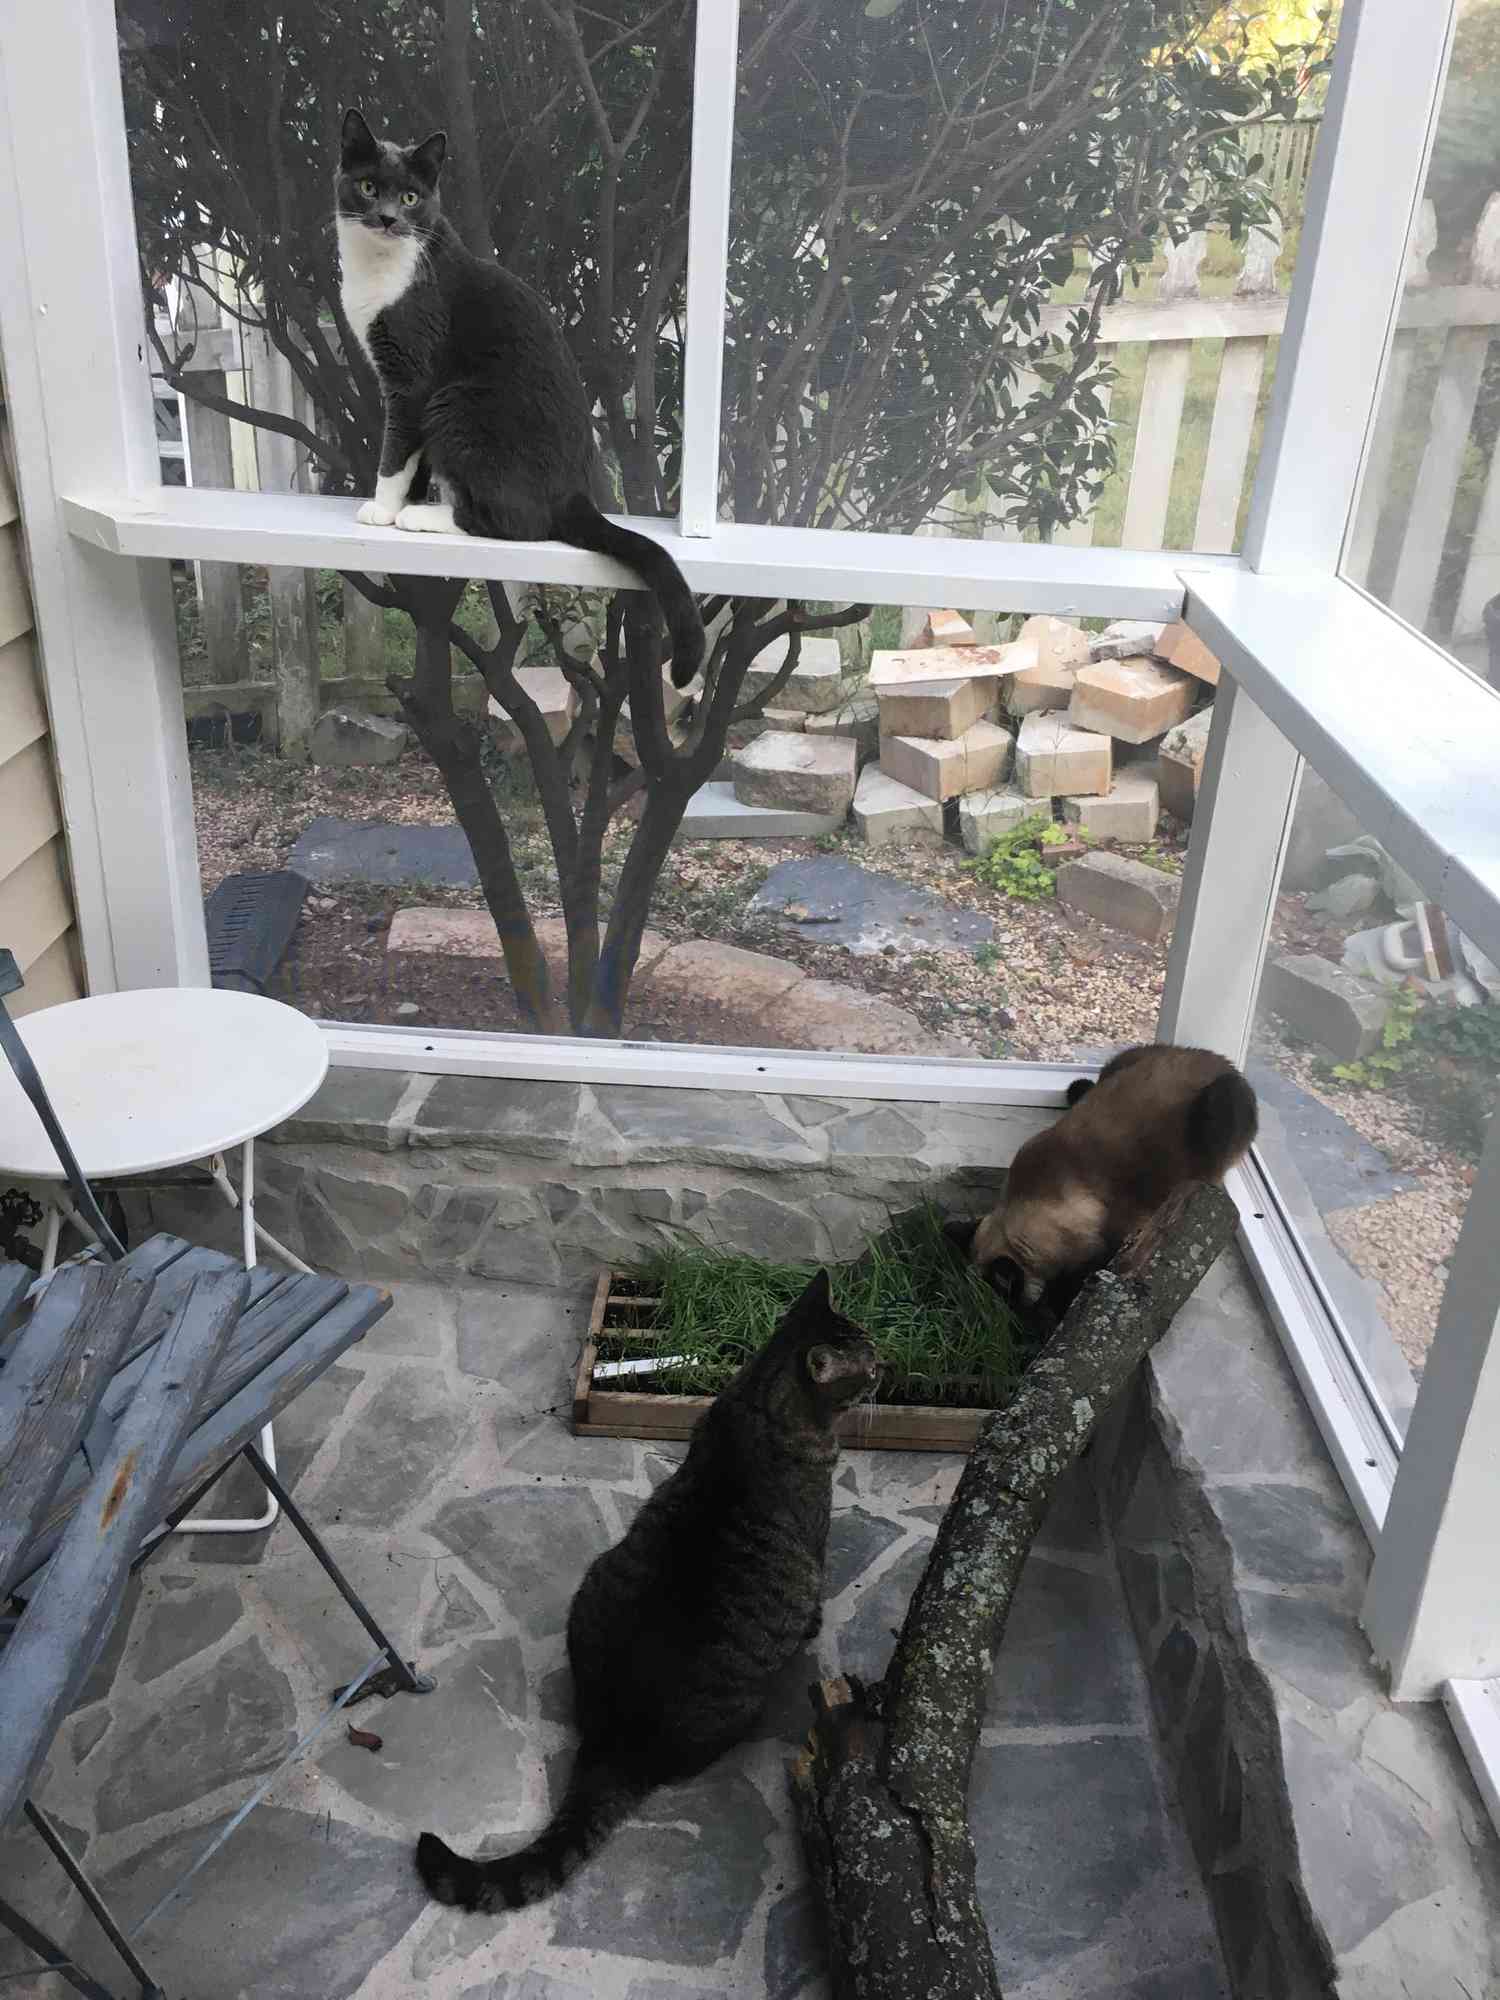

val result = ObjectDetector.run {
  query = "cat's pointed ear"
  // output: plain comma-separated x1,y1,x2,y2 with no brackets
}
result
796,1269,833,1315
407,130,447,188
341,108,377,168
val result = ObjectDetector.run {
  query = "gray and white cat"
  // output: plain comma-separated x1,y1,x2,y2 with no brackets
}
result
335,107,704,686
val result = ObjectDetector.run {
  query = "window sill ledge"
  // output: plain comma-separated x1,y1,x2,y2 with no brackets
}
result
62,484,1229,618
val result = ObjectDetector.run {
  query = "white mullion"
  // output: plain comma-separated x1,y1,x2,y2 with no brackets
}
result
1156,669,1301,1065
0,0,208,994
1243,0,1457,575
678,0,740,539
1364,1108,1500,1697
1182,0,1457,1069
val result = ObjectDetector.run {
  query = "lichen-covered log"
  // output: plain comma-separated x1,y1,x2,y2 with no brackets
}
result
791,1183,1239,2000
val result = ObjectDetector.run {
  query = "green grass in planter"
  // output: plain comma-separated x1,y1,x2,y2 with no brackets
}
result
605,1206,1035,1408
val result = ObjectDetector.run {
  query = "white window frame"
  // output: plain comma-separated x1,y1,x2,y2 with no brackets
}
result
2,0,1497,1775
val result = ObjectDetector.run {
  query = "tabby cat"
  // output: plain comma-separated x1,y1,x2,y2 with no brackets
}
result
415,1269,879,1913
335,107,704,686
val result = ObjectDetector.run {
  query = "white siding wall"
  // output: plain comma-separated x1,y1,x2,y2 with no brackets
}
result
0,360,82,1015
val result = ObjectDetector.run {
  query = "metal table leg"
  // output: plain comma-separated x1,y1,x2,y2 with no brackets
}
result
170,1137,299,1538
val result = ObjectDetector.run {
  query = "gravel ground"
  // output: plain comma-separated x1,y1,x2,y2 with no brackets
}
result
189,745,1481,1376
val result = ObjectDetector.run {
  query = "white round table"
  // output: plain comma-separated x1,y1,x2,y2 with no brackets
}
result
0,987,329,1534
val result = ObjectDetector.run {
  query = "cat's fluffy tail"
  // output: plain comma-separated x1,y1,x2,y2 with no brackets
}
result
415,1751,650,1914
552,494,705,688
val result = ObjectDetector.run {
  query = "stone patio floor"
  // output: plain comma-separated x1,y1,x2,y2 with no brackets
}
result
3,1278,1229,2000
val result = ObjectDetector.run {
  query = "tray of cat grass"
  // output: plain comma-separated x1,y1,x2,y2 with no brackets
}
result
572,1207,1037,1454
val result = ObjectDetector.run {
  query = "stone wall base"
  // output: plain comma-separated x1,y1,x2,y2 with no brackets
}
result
126,1066,1049,1287
1093,1251,1500,1999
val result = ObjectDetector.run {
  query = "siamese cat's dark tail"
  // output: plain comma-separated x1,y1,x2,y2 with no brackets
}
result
553,493,705,688
415,1750,650,1913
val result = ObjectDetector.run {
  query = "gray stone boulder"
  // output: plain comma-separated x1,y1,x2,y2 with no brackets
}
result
1261,955,1390,1062
1055,851,1181,942
309,708,409,766
733,731,858,817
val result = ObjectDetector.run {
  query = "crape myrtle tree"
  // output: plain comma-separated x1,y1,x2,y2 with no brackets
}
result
122,0,1325,1037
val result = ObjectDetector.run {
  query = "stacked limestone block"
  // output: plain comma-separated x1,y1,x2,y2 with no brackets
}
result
682,634,869,833
487,666,581,753
858,611,1015,846
1081,617,1220,827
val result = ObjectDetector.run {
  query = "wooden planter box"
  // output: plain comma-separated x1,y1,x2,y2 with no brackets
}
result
572,1270,990,1454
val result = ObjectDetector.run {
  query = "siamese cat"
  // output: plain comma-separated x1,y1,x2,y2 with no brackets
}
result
967,1043,1258,1316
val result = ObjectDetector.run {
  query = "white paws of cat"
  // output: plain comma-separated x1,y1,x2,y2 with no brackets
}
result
356,499,398,527
394,503,460,534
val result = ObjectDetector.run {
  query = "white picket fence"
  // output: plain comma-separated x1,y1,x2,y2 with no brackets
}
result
158,180,1500,701
970,192,1500,654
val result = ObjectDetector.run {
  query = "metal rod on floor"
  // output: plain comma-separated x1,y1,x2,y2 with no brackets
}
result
124,1645,388,1944
0,1891,117,2000
23,1804,164,1998
240,1443,434,1694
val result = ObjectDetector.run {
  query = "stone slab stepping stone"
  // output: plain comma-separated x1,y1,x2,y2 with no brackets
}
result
869,644,1009,695
680,781,846,838
749,855,994,958
1246,1061,1419,1212
290,816,480,889
387,907,672,982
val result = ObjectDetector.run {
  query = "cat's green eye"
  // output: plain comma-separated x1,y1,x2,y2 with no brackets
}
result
401,190,419,207
358,178,376,197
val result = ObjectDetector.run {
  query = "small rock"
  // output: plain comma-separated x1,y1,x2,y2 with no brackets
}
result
1308,874,1380,921
1090,620,1167,662
394,1001,422,1019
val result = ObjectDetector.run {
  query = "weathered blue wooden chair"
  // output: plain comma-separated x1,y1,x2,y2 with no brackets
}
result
0,950,433,1998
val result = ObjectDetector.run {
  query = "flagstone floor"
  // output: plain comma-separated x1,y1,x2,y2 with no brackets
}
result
3,1277,1228,2000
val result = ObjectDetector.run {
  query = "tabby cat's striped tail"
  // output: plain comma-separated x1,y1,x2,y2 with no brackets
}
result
415,1753,650,1913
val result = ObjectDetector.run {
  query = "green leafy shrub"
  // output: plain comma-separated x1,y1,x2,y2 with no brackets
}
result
1332,982,1421,1089
966,813,1062,901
